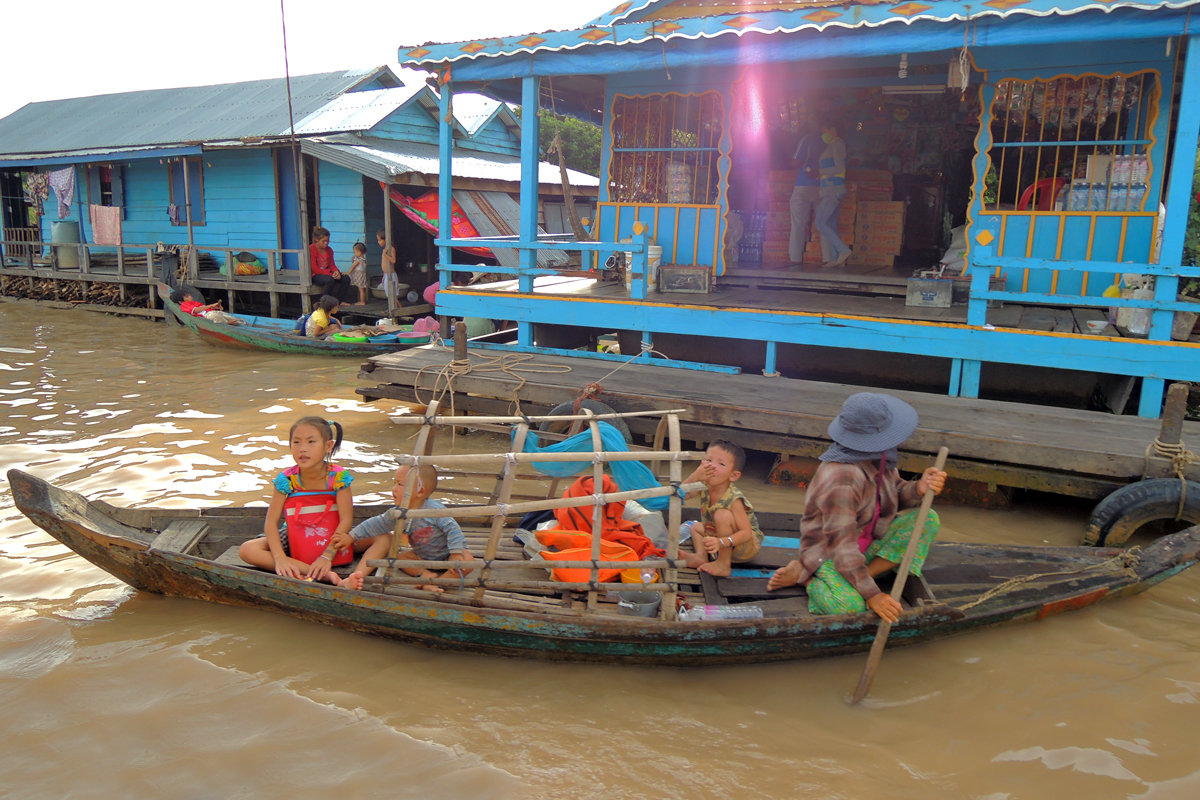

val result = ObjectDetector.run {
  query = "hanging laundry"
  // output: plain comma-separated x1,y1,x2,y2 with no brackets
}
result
168,204,179,224
22,172,49,216
48,168,75,218
89,205,123,246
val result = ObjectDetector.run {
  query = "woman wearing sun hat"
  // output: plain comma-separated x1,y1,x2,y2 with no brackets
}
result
767,392,947,622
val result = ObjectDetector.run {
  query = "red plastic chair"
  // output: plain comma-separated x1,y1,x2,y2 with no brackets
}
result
1017,177,1069,211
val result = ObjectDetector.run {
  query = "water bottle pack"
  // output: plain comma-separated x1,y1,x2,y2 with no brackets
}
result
678,604,763,621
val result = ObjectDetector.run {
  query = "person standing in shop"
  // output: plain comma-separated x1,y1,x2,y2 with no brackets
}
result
813,120,851,267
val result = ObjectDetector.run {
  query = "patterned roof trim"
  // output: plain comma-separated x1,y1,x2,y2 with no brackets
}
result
400,0,1200,68
588,0,654,27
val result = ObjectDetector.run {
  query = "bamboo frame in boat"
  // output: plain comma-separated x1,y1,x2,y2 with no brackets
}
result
374,481,705,521
364,558,688,571
390,409,689,426
362,574,680,593
397,450,706,466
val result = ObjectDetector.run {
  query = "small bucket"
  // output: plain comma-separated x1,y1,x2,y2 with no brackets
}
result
616,591,661,617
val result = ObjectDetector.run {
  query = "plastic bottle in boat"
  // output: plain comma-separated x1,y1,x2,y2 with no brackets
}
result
679,604,763,620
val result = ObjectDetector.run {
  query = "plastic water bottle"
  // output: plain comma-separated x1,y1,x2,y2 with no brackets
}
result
679,605,763,621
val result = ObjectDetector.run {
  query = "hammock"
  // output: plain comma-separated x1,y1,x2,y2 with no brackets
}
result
516,422,672,511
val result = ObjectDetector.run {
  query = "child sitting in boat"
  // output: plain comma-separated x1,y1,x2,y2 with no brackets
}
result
343,463,475,593
239,417,358,584
305,294,343,338
766,393,947,623
679,440,764,576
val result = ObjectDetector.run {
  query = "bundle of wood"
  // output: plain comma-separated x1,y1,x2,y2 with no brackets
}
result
0,277,148,307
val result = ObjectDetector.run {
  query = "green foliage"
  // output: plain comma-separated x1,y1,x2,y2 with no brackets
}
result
516,107,603,177
1185,147,1200,269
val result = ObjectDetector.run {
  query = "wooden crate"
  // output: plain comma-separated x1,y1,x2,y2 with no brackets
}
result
657,263,711,293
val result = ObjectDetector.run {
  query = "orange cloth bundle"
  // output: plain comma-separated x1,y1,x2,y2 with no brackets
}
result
533,475,665,583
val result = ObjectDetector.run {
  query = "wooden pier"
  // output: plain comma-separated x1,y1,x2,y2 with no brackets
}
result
358,344,1200,500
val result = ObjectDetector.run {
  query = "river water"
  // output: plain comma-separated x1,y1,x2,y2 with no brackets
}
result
1,301,1198,800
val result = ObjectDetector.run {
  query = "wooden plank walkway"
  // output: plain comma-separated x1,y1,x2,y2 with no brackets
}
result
358,345,1200,499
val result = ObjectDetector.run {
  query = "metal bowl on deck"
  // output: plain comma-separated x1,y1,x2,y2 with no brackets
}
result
371,283,409,300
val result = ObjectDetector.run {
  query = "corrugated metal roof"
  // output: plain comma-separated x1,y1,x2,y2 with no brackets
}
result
0,66,398,156
452,95,507,135
403,0,1200,68
289,85,424,135
301,135,600,188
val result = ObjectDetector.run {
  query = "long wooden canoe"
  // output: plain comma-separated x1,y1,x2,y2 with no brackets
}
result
157,283,425,357
10,467,1200,666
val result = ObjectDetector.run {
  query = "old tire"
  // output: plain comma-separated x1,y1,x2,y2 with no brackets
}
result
540,399,631,443
1083,478,1200,546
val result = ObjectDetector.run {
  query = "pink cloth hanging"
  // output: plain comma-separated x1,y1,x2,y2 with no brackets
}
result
89,205,122,246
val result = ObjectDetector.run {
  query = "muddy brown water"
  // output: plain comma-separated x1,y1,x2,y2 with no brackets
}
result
1,301,1198,800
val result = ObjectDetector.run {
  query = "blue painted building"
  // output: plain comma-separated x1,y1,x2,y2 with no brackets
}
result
0,66,597,311
400,0,1200,417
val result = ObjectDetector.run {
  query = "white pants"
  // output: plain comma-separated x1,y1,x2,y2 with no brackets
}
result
788,184,820,263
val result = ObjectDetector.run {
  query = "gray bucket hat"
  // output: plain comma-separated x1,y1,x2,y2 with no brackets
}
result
827,392,919,452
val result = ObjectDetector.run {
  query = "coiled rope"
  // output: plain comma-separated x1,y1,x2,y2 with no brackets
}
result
1146,437,1200,520
955,547,1141,612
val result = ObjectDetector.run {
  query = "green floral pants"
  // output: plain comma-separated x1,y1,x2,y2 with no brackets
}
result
806,509,940,616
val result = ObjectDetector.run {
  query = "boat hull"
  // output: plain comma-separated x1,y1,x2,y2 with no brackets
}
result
10,468,1200,666
157,284,412,357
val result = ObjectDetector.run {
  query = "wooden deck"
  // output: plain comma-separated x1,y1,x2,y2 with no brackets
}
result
358,344,1200,499
464,270,1135,333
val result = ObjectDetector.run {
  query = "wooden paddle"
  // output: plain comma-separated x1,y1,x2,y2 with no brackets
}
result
850,445,949,705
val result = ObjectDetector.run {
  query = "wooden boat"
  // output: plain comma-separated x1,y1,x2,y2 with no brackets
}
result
10,406,1200,666
157,283,428,356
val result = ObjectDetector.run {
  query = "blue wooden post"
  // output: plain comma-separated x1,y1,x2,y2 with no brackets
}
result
959,235,997,399
763,340,779,377
437,76,453,289
1138,33,1200,417
517,76,540,346
630,228,648,301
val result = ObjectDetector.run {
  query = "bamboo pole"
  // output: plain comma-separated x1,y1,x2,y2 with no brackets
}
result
476,422,528,601
387,399,441,560
364,557,687,571
364,575,679,593
586,415,605,610
390,409,688,426
664,413,684,621
398,450,706,467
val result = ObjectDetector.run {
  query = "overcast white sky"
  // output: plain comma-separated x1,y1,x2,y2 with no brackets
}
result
0,0,618,119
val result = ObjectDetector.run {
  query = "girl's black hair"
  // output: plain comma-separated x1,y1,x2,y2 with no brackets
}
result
353,241,367,254
290,416,343,458
317,294,340,313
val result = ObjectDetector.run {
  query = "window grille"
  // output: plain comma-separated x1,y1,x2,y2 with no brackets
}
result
984,72,1156,213
609,92,723,205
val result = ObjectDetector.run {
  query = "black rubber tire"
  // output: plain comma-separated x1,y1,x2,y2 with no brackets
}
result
540,399,631,443
1083,478,1200,546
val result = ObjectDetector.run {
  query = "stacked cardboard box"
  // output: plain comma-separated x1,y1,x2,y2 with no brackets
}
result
849,200,905,267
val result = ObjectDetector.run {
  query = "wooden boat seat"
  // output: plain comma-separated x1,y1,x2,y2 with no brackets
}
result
150,519,210,555
214,545,248,567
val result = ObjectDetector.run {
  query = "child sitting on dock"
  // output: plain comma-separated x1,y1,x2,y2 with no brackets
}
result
343,463,475,593
679,440,764,576
347,241,369,307
239,417,358,584
305,294,343,338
